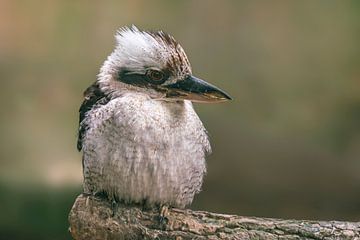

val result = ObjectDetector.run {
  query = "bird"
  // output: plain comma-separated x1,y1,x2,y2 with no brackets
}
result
77,26,231,210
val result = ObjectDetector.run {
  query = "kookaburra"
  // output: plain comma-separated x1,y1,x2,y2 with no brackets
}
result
77,26,231,209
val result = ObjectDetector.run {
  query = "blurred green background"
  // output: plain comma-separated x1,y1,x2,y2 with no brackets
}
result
1,0,360,239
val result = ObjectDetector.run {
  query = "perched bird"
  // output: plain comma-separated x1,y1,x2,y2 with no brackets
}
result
77,26,231,209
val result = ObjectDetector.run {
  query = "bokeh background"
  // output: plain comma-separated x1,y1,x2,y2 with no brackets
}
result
1,0,360,239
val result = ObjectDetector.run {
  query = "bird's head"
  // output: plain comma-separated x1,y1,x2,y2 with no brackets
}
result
98,26,231,103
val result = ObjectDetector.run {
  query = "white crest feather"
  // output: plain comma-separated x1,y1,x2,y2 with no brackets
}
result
114,26,167,70
98,26,191,89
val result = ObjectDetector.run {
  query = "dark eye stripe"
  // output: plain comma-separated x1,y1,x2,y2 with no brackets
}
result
117,68,170,86
118,70,149,86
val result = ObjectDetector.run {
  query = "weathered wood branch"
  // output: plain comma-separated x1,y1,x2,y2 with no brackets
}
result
69,194,360,240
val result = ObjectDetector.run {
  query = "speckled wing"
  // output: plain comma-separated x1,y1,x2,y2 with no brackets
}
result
77,82,110,151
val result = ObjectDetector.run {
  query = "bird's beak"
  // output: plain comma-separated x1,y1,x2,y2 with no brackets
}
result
164,75,232,103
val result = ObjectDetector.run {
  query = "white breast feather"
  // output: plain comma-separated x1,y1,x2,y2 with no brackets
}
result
82,93,210,207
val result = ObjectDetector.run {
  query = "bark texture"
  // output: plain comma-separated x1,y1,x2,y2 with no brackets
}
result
69,194,360,240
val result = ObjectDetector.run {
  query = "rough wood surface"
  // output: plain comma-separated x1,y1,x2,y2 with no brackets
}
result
69,194,360,240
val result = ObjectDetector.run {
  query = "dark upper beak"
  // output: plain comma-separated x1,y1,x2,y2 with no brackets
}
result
164,75,232,103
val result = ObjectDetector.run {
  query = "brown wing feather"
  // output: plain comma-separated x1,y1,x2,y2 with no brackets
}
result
77,82,110,151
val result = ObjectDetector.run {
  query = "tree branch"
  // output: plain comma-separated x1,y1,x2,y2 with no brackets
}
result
68,194,360,240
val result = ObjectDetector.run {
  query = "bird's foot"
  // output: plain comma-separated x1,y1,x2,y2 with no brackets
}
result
94,191,108,200
158,205,170,226
140,199,152,211
111,199,118,217
82,192,93,207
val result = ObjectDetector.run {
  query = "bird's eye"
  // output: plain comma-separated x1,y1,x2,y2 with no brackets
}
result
147,70,165,82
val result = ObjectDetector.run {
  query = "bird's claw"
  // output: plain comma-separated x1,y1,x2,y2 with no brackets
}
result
82,192,93,207
158,205,170,226
111,199,118,217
